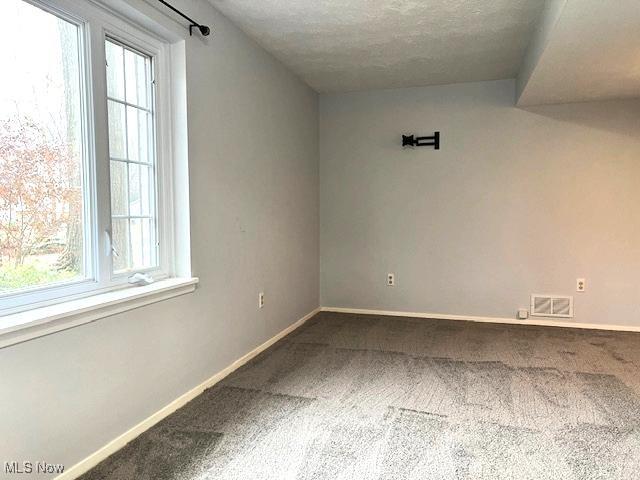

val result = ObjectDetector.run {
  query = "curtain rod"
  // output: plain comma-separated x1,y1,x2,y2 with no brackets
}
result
156,0,211,36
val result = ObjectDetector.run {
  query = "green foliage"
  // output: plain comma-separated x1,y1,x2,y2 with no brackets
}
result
0,263,77,291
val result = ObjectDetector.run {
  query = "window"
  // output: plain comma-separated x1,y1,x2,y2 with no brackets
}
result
0,0,178,315
106,39,158,274
0,0,87,295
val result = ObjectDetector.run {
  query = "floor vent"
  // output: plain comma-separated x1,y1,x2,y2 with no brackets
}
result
531,294,574,318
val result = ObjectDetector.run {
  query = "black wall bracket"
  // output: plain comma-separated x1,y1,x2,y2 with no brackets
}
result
402,132,440,150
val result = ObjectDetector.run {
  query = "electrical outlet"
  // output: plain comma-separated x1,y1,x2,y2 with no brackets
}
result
258,292,265,308
387,273,395,286
517,308,529,320
576,278,586,292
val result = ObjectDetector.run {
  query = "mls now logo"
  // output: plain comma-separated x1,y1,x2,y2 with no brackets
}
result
4,461,65,474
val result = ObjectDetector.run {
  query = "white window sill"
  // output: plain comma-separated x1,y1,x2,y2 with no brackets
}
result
0,277,199,349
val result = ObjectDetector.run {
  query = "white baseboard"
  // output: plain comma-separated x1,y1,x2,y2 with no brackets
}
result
56,307,321,480
320,307,640,333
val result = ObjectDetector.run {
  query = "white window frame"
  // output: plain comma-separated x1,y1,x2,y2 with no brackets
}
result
105,36,160,278
0,0,178,316
102,24,175,282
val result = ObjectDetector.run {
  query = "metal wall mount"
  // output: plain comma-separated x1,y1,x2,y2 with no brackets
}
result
402,132,440,149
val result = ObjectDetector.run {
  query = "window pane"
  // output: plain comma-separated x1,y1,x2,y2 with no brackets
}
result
126,107,152,163
141,218,154,266
130,218,143,268
128,162,141,216
140,165,152,216
110,160,128,216
105,40,125,101
130,218,154,270
121,163,153,217
112,218,130,273
0,0,87,294
124,48,150,108
108,100,126,159
106,39,157,274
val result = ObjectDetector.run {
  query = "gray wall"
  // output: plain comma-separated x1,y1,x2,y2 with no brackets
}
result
0,0,319,477
516,0,567,104
320,79,640,327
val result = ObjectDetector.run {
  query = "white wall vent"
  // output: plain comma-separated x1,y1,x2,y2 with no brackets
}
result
530,294,574,318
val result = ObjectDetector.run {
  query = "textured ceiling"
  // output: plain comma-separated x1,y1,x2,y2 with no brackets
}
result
209,0,545,93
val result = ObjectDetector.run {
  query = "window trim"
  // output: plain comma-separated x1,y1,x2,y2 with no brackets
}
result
0,0,182,317
0,277,198,349
102,28,177,283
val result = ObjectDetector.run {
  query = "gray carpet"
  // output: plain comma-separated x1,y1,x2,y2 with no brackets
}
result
80,312,640,479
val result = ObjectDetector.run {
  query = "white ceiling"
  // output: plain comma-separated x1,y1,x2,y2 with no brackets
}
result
209,0,545,93
209,0,640,104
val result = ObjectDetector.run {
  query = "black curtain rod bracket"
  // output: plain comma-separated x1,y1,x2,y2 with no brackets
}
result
157,0,211,36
